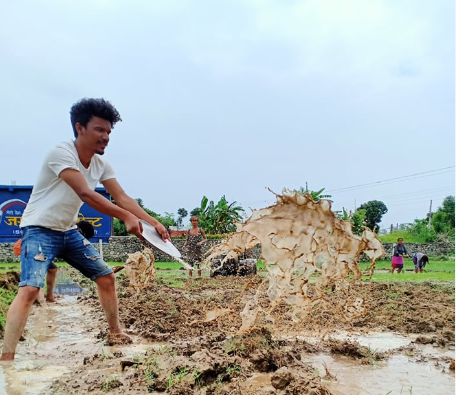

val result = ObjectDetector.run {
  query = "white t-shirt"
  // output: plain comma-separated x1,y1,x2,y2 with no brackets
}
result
21,140,116,231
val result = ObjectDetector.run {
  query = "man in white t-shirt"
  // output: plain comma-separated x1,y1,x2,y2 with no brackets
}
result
1,98,169,361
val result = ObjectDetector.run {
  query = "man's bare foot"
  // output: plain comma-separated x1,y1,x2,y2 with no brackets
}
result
107,332,132,346
35,297,47,307
45,295,57,303
0,352,15,361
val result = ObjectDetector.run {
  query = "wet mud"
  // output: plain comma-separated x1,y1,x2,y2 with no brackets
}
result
1,270,453,394
0,187,454,395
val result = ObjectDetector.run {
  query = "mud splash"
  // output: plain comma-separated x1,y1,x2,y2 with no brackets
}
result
124,247,156,292
206,189,385,331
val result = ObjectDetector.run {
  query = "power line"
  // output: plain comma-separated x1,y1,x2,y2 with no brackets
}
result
332,187,453,208
240,179,454,208
326,166,455,193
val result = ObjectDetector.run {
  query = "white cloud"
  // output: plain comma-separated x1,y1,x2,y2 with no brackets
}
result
179,0,450,90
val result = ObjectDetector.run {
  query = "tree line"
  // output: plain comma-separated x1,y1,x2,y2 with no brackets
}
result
113,187,455,242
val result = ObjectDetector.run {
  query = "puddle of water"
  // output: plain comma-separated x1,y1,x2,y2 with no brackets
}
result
332,332,413,352
280,331,413,351
0,296,98,395
241,372,274,392
53,269,86,295
281,331,414,352
54,283,84,295
0,363,69,395
307,352,455,395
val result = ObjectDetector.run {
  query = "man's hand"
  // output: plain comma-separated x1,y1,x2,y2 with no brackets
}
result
155,223,170,241
124,214,144,240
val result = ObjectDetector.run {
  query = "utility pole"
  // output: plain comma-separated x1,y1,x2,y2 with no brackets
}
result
428,200,432,228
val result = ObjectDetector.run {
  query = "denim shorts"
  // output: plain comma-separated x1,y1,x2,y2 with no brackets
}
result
19,226,113,288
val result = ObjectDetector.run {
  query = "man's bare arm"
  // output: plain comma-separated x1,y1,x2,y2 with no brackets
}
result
102,178,170,241
59,169,143,238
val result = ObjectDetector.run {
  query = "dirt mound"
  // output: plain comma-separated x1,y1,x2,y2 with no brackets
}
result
0,271,19,334
82,276,455,346
51,329,332,395
0,271,20,291
325,339,387,363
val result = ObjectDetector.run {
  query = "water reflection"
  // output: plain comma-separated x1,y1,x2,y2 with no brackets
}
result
54,283,84,295
54,269,85,295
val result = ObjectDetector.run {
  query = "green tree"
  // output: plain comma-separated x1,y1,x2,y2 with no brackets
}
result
113,218,127,236
432,196,455,233
441,195,455,228
336,208,366,236
176,208,188,228
357,200,388,232
112,198,177,236
295,183,332,202
191,195,244,234
409,218,437,242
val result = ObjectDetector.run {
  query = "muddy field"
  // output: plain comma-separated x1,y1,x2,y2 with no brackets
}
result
1,269,454,395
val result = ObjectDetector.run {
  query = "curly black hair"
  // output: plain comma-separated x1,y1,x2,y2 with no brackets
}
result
70,98,122,137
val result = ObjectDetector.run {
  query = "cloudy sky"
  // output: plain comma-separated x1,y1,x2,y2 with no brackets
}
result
1,0,454,229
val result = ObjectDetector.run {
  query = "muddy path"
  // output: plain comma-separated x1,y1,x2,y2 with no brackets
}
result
0,271,455,394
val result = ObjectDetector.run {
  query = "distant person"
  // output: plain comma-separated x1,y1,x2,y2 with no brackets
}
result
182,216,207,278
391,238,408,273
12,220,95,305
1,98,170,362
412,252,429,273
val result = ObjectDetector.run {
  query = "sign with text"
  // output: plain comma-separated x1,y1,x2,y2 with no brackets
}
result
0,185,112,242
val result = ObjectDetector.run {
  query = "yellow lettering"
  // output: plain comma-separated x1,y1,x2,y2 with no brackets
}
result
78,217,103,227
4,216,21,227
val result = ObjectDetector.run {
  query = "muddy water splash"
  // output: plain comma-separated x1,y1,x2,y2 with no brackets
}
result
206,189,385,331
123,248,193,292
176,257,194,271
124,248,156,292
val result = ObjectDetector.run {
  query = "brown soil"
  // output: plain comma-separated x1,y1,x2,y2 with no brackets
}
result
0,271,20,291
47,274,454,394
105,276,455,345
0,272,20,335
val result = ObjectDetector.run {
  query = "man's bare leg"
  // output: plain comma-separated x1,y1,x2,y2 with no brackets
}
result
0,286,40,361
45,268,58,302
95,273,131,343
36,288,46,306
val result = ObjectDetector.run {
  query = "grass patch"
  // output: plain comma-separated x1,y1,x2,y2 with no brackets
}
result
156,270,187,288
378,231,428,243
0,287,17,330
154,261,186,270
359,259,455,273
366,271,455,283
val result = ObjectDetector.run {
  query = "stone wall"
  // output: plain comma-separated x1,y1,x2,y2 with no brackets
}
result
0,238,453,263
